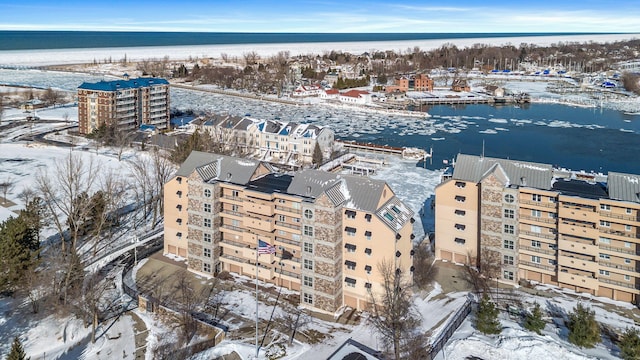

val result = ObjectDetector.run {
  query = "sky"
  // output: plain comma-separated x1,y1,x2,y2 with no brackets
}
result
1,0,640,33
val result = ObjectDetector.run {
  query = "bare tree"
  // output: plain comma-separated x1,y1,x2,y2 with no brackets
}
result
128,156,153,229
89,170,126,256
368,259,420,360
275,305,312,345
82,271,121,343
150,149,176,227
0,176,15,206
36,152,99,251
412,242,438,289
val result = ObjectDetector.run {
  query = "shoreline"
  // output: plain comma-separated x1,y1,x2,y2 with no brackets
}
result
0,33,638,67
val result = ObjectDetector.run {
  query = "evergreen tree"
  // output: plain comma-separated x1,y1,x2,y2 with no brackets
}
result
568,303,600,348
524,302,546,334
619,327,640,360
7,336,29,360
475,294,501,335
312,143,323,167
0,206,41,293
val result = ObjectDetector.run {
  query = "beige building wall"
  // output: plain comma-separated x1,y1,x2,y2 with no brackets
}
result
434,179,479,264
164,176,189,258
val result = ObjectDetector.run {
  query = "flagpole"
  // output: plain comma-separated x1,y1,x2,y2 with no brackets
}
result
256,242,260,359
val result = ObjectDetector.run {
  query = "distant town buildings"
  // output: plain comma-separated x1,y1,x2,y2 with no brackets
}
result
385,74,434,93
188,114,335,165
435,154,640,304
77,76,170,135
164,151,414,313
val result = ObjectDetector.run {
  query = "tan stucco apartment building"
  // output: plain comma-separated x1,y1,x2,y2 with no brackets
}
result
77,77,170,134
164,151,414,313
435,153,640,304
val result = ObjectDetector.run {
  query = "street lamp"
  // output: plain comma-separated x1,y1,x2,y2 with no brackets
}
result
133,236,139,266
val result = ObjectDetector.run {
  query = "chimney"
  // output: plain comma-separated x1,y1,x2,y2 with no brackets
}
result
520,177,527,186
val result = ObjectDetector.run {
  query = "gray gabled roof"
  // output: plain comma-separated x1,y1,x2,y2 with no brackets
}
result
453,153,553,190
607,172,640,203
175,151,261,185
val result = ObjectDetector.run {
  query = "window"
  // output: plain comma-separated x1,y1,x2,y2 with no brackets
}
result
365,231,372,240
391,205,401,214
599,237,611,244
204,248,211,258
503,271,514,281
232,204,239,212
384,212,395,221
365,265,372,274
176,232,182,239
303,225,314,237
345,243,356,253
204,203,211,213
531,209,541,218
345,227,356,236
599,269,610,276
203,263,211,273
304,209,313,219
455,224,466,231
279,215,286,222
504,209,514,219
204,218,212,228
531,256,541,264
600,220,611,227
532,194,542,202
599,253,610,260
455,209,466,216
625,275,631,281
625,258,631,264
176,177,182,184
531,225,541,233
626,225,632,232
455,237,466,245
303,293,313,304
504,224,514,234
365,248,372,256
455,195,466,203
365,282,372,289
503,255,514,265
177,218,183,225
204,189,211,198
304,259,313,270
531,240,541,248
548,259,556,265
204,233,212,243
548,212,557,219
455,181,466,188
504,194,515,203
365,214,372,222
232,190,239,197
345,277,356,287
600,204,610,211
626,208,633,215
303,275,313,287
303,242,313,254
625,242,632,248
504,239,514,249
176,190,182,198
345,210,356,219
345,260,356,270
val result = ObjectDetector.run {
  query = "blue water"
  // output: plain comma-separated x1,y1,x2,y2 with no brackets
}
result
0,31,613,51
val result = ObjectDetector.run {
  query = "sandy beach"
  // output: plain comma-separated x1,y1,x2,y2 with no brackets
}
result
0,33,638,67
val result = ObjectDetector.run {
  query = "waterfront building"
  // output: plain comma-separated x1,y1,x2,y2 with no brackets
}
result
385,74,434,93
435,154,640,304
191,114,335,165
77,76,170,134
164,151,414,313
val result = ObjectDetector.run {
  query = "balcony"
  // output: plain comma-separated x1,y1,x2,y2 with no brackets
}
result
520,260,556,273
600,228,640,240
221,239,250,249
520,215,557,225
222,195,243,204
599,211,637,222
558,238,599,256
520,245,556,256
520,230,556,240
220,254,248,266
599,244,640,256
559,255,596,270
520,199,556,208
275,205,302,215
220,224,244,235
558,271,598,290
599,260,637,273
275,221,301,232
599,277,640,291
245,202,274,216
245,217,274,232
275,236,300,247
275,267,300,280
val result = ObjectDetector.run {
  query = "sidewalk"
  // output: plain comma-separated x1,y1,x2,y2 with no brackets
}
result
129,311,149,360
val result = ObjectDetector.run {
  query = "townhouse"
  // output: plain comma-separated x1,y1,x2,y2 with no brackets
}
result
77,76,170,134
435,153,640,303
164,151,414,313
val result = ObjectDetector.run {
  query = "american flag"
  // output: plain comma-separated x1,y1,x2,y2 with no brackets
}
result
258,239,276,254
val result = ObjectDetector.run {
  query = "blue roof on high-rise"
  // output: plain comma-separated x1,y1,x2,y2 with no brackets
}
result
78,77,169,91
